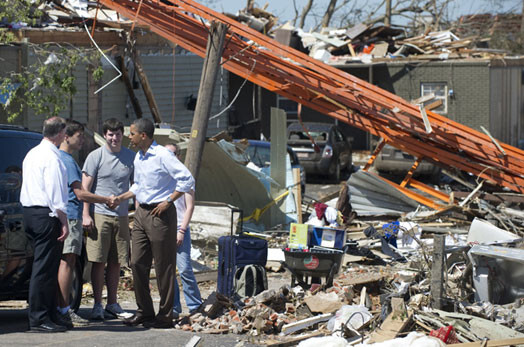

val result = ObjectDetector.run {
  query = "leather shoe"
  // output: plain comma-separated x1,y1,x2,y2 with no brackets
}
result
123,315,154,327
148,320,173,329
29,322,67,333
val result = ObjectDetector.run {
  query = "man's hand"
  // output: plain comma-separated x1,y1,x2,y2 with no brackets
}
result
176,229,185,247
58,223,69,242
151,201,171,217
83,214,94,230
107,195,121,210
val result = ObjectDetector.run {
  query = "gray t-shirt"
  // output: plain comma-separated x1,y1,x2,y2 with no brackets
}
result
82,146,135,216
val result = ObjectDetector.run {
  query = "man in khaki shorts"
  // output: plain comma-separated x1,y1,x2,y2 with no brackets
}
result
57,120,116,328
82,118,135,320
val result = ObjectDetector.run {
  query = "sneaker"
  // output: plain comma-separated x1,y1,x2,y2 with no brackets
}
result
56,311,73,330
105,303,133,320
66,309,90,327
90,303,105,321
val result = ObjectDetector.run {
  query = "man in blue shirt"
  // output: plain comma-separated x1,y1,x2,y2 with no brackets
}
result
57,120,116,328
117,119,194,329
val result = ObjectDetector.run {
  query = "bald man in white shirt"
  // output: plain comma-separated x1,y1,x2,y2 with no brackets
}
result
21,117,70,333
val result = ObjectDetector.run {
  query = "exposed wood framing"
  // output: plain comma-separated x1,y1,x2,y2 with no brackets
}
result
98,0,524,195
363,139,385,171
400,157,422,187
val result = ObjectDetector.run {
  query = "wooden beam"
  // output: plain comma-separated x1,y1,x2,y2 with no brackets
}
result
115,55,143,118
368,301,411,343
126,32,163,123
363,139,385,171
431,234,445,309
293,168,303,224
400,157,422,187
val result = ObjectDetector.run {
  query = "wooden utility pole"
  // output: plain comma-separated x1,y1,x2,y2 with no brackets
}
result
116,55,143,119
185,21,228,180
125,33,162,123
431,234,445,309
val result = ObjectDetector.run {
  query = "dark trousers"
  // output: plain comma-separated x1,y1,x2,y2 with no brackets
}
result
23,207,62,327
131,204,177,323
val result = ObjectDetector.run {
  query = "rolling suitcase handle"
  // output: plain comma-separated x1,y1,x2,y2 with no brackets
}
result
230,207,243,236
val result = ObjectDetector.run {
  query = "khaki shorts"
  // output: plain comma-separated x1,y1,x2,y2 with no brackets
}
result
63,219,83,256
86,213,130,264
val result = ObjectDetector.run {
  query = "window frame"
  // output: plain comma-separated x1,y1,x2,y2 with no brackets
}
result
420,82,448,115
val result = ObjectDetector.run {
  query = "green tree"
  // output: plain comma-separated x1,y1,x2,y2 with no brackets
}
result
0,0,103,122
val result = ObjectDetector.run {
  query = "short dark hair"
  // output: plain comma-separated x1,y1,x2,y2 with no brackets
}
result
65,120,84,137
102,118,124,135
132,118,154,139
42,117,66,138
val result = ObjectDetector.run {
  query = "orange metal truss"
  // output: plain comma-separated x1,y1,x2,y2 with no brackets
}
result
98,0,524,201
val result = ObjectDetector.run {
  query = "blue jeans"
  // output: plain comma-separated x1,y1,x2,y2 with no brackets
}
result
173,227,202,313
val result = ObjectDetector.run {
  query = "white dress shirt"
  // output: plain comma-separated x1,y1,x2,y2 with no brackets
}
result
20,139,68,217
130,141,195,204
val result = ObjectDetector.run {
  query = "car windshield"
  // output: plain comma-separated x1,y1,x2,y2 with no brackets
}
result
0,136,41,173
245,144,295,167
288,130,328,142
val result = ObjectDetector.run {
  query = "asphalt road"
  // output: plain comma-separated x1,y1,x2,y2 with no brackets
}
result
0,305,261,346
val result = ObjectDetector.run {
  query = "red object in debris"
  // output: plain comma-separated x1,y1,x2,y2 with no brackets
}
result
362,44,375,54
429,325,460,344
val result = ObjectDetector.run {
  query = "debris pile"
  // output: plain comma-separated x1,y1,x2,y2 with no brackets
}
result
168,165,524,345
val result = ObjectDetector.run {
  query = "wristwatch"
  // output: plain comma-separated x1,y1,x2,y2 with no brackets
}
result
166,196,173,203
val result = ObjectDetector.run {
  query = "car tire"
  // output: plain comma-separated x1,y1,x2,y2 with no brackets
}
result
330,160,341,182
70,260,83,312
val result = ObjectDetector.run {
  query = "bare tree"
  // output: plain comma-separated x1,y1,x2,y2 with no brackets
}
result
298,0,314,28
320,0,338,28
521,0,524,37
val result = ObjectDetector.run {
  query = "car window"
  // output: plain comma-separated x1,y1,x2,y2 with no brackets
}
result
333,129,344,143
0,135,41,173
288,130,328,142
246,144,294,167
245,145,271,167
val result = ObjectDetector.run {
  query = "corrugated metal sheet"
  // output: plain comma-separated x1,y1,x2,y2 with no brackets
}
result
347,170,419,216
490,66,523,147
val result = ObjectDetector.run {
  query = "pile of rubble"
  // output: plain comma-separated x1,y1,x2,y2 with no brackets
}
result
166,164,524,346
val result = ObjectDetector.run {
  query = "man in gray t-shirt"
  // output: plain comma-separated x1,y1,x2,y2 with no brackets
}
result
82,118,135,321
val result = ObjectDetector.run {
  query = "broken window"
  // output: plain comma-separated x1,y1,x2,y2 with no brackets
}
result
420,82,447,114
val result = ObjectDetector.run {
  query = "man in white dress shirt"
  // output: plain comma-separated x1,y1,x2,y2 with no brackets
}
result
117,118,194,329
20,117,70,333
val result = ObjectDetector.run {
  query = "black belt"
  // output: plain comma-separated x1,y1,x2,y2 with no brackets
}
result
23,206,50,210
139,203,160,209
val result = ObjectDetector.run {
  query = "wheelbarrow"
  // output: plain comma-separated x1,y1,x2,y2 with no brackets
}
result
281,246,346,290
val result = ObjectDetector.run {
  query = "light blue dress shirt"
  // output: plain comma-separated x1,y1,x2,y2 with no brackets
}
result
130,141,195,204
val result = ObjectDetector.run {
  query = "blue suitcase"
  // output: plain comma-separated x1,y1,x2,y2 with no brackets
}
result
217,208,268,297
